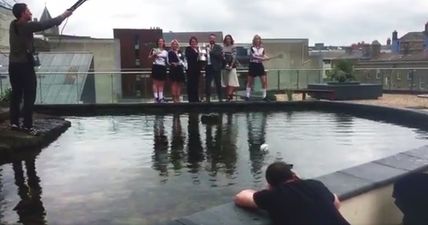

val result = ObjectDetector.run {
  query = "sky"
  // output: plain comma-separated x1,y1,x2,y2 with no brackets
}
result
18,0,428,46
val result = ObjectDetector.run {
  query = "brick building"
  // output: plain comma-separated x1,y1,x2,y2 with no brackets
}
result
113,29,162,97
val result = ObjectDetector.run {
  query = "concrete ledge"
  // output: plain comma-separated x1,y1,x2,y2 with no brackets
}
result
0,117,71,164
307,83,383,100
34,101,428,131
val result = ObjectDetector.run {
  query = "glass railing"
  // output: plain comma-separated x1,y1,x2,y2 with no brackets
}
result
0,68,427,104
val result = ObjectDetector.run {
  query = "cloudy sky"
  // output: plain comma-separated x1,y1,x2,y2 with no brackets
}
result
20,0,428,46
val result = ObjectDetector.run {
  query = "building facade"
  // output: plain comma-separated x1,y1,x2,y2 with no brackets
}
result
113,29,162,97
0,2,13,51
354,23,428,92
48,35,122,103
262,39,322,90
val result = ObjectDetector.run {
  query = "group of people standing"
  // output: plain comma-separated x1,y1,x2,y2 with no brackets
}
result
149,33,272,103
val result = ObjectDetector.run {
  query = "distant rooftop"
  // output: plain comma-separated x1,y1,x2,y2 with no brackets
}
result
310,50,365,60
368,51,428,62
0,0,12,10
400,32,425,42
163,31,223,44
263,38,309,44
39,6,59,35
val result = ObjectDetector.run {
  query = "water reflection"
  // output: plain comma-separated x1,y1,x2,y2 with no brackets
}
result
204,113,238,178
170,114,186,173
334,113,355,131
0,168,3,222
247,112,268,180
220,113,238,176
151,113,239,183
1,112,427,225
187,113,204,184
152,115,169,180
205,113,223,177
12,159,46,225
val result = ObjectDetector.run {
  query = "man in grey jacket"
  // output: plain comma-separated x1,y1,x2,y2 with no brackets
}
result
9,3,71,135
204,34,223,102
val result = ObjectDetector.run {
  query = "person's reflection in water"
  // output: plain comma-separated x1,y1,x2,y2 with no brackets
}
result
152,115,169,181
204,113,223,177
205,113,238,179
12,158,46,225
246,112,268,181
187,113,204,184
221,113,238,176
0,168,4,221
170,113,186,174
334,113,354,131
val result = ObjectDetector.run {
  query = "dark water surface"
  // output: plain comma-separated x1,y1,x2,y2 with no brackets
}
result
1,111,427,225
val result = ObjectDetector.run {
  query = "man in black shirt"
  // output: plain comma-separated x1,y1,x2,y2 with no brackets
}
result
234,161,350,225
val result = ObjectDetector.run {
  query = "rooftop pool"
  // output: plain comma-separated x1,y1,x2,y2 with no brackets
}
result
1,111,427,225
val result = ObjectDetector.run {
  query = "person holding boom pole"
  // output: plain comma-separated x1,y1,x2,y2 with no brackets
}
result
9,3,72,135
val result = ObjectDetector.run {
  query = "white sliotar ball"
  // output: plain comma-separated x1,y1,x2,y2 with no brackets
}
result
260,143,269,151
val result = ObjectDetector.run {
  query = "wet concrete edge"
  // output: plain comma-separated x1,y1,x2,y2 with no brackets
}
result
0,117,71,164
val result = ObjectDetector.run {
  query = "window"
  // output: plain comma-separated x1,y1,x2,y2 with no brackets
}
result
134,48,140,66
134,35,140,50
375,71,381,80
407,70,414,81
396,72,401,81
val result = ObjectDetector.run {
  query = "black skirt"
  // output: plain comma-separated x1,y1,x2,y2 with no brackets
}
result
169,66,186,82
152,64,167,81
248,62,266,77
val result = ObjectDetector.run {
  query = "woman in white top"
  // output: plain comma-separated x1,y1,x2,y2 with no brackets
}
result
222,34,240,101
246,35,271,101
168,39,186,103
148,38,168,103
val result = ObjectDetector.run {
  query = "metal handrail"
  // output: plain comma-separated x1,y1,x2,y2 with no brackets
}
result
1,67,428,75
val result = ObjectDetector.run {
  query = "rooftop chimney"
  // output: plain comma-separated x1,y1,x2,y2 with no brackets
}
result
392,30,398,41
392,30,400,54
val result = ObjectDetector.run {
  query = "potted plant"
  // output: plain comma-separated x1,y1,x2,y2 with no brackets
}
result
0,88,11,107
307,59,382,100
326,60,359,84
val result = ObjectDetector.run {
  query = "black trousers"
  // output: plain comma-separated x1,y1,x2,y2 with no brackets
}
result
187,70,200,102
205,65,222,100
9,62,37,128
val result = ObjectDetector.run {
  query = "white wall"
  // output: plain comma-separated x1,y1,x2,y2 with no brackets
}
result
340,185,402,225
340,170,428,225
49,38,122,103
0,7,13,51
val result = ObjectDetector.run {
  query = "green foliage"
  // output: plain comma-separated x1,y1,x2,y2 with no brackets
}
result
326,60,356,83
266,92,277,101
0,88,11,105
285,89,293,101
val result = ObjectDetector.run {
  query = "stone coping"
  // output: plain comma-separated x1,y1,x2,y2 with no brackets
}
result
35,101,428,129
32,102,428,225
0,117,71,164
